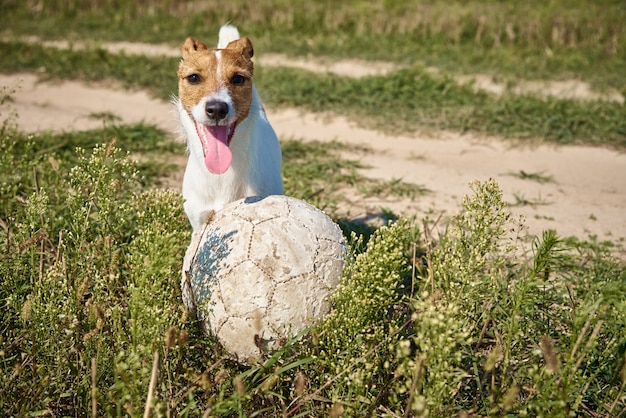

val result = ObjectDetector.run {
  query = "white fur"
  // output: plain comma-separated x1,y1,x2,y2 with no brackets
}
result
176,26,283,231
190,87,234,126
217,24,241,49
214,50,222,80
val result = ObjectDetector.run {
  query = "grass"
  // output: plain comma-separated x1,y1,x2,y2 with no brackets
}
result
360,177,429,200
1,1,625,415
282,139,428,217
0,122,183,197
506,170,556,185
258,66,626,147
281,139,365,208
509,192,552,208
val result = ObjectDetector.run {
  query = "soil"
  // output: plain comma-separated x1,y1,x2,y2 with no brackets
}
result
1,42,624,252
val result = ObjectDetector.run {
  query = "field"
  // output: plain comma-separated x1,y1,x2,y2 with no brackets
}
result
1,1,625,416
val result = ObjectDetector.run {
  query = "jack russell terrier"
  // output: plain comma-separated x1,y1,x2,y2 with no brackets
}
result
175,24,283,231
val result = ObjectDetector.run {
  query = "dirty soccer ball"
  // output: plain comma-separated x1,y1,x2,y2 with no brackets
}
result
182,195,345,363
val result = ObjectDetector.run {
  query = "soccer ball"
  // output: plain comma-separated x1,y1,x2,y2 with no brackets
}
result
182,195,345,363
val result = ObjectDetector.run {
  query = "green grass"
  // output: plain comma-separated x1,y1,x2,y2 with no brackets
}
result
1,41,625,148
281,139,365,206
258,65,626,147
0,122,183,202
282,139,427,215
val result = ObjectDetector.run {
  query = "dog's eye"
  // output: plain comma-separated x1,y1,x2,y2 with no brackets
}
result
231,74,246,85
186,74,201,84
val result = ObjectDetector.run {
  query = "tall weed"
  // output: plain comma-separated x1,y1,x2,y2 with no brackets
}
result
0,132,191,414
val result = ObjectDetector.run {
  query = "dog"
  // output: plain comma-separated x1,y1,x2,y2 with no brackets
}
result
174,24,283,231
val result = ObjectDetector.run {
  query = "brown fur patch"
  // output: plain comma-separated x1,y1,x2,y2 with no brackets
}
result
177,37,255,124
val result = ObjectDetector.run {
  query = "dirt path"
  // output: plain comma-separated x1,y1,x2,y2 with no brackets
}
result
272,108,626,243
2,66,625,249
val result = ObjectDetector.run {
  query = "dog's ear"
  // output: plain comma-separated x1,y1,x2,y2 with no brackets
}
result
181,37,208,58
227,37,254,60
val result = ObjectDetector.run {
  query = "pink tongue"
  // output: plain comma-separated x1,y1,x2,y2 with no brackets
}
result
195,121,233,174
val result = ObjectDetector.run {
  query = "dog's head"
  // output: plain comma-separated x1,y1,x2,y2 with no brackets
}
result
177,36,254,174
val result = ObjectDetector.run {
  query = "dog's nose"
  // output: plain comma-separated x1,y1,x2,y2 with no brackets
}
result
205,100,229,122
